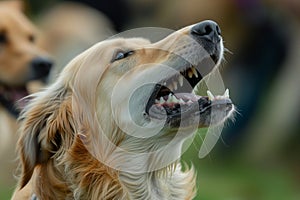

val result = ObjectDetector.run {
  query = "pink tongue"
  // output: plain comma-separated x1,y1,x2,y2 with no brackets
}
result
11,88,29,101
174,93,202,102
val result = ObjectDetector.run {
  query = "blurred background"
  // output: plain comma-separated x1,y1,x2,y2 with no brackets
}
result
1,0,300,199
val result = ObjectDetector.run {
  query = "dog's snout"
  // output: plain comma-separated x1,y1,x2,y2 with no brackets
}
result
191,20,221,43
31,57,53,80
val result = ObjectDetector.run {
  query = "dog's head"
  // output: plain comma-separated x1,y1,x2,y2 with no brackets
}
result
17,21,234,191
0,1,53,116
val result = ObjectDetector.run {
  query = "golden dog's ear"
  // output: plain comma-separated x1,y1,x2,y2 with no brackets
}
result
17,86,75,189
1,0,25,11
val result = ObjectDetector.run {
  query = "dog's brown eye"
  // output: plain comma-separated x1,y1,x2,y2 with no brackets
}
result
28,34,35,43
0,31,7,44
113,50,134,61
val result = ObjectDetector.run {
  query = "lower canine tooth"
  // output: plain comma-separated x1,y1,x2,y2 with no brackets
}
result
167,94,173,103
223,89,229,98
159,97,165,104
207,90,215,100
172,95,179,103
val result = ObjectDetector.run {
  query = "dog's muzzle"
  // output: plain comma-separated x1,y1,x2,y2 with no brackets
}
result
145,20,233,128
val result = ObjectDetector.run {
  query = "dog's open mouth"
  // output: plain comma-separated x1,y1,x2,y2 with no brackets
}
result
0,85,29,117
145,64,233,127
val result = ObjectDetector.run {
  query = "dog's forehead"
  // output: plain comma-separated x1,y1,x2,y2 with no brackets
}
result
0,8,37,34
104,37,151,50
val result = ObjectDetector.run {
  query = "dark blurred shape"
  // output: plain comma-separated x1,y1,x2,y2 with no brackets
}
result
221,0,289,147
31,57,53,81
65,0,129,31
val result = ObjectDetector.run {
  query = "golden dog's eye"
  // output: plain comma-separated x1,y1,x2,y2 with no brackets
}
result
113,50,134,62
28,34,35,43
0,31,7,44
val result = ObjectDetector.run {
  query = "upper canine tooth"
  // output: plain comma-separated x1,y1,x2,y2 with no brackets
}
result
179,98,185,104
207,90,215,100
155,99,159,104
173,81,178,90
178,76,183,87
223,89,229,98
188,70,193,78
191,67,198,78
168,84,173,91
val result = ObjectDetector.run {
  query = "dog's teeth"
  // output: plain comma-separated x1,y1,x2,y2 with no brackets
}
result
163,82,167,86
188,70,193,78
179,98,185,104
167,94,173,103
223,89,229,98
168,84,173,91
160,97,165,104
187,100,193,104
173,81,178,90
207,90,215,100
178,76,183,87
172,95,179,103
155,99,159,104
191,67,198,78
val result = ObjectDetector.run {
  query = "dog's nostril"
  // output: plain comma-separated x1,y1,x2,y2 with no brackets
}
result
31,57,53,79
191,20,221,43
204,25,213,36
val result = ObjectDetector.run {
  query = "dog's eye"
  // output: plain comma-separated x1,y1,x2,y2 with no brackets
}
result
113,50,134,61
28,35,35,43
0,31,7,44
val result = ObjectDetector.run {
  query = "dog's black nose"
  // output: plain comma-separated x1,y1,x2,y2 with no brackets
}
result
191,20,221,43
31,57,53,80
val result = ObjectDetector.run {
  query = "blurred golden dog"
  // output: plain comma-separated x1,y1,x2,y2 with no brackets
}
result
12,21,234,199
0,0,52,190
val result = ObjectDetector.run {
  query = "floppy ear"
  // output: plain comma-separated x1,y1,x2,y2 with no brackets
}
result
17,84,75,189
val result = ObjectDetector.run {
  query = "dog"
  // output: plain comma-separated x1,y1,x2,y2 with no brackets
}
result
0,0,53,191
12,20,234,199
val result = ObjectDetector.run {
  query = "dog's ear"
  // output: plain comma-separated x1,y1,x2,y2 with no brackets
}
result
1,0,25,11
17,86,75,189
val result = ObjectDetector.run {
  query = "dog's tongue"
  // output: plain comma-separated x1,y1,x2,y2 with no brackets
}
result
11,88,28,101
0,86,29,108
174,93,202,102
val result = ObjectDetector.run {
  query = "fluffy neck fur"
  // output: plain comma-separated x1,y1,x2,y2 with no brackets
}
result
32,135,196,200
